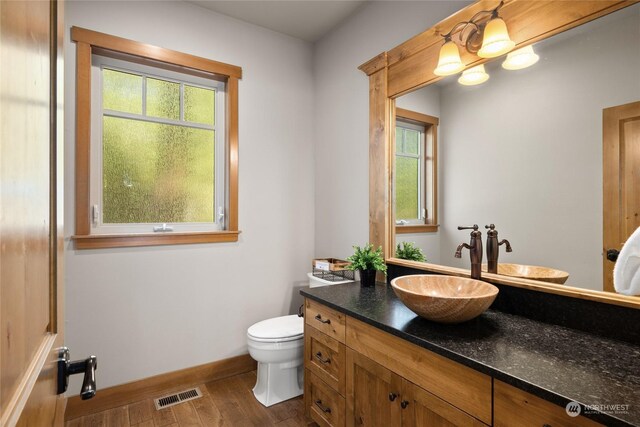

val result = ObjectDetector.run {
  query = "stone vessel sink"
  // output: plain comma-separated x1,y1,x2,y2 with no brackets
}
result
390,275,498,324
482,263,569,284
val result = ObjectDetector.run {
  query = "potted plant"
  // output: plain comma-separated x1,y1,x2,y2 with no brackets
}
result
395,241,427,262
347,244,387,287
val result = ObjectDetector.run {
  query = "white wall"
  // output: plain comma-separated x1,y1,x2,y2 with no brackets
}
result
417,6,640,290
313,1,471,260
64,1,315,389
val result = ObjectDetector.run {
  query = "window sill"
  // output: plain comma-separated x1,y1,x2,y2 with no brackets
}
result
396,224,439,234
72,230,240,249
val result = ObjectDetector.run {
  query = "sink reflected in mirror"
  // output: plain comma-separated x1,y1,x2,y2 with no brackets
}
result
482,263,569,284
390,275,498,324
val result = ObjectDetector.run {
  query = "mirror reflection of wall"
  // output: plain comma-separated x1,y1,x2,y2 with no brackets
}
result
394,4,640,292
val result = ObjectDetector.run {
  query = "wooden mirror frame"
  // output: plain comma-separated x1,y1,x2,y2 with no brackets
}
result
360,0,640,309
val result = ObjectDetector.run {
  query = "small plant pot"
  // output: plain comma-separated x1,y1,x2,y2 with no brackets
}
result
359,269,377,287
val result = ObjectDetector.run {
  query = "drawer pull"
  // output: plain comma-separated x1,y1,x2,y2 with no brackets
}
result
401,400,409,409
315,352,331,364
389,392,398,402
315,399,332,414
315,314,331,324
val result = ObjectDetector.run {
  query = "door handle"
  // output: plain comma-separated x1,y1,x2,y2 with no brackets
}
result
57,347,98,400
314,314,331,324
315,352,331,365
315,399,332,414
606,249,620,262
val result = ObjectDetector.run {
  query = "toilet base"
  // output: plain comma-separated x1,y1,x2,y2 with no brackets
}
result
252,360,303,407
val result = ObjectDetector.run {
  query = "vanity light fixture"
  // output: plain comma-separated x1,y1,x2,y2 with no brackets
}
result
502,45,540,70
458,64,490,86
477,14,515,58
433,1,515,75
434,38,465,76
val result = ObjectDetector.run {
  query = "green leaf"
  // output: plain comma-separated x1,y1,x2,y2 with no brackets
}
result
346,243,387,273
395,241,426,262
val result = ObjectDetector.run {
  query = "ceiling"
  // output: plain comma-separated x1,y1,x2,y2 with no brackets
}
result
188,0,368,42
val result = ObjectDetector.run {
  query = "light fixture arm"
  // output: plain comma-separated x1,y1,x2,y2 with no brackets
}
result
440,1,505,47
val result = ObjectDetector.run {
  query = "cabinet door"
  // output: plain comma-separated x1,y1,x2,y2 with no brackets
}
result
401,380,488,427
494,381,603,427
346,348,402,427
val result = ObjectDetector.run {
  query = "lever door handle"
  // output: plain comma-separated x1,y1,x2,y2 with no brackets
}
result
57,347,98,399
606,249,620,262
79,356,97,400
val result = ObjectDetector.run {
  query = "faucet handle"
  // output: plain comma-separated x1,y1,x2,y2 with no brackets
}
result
458,225,479,231
485,224,495,230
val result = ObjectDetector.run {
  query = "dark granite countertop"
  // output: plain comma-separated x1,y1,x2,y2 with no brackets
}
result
300,282,640,426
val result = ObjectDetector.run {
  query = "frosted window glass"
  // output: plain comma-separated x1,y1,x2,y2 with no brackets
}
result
396,128,404,153
396,156,419,220
184,85,215,126
102,116,215,224
404,130,419,155
146,78,180,120
102,69,142,114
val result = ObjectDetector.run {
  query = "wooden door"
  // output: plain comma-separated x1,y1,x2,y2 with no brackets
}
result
400,380,486,427
603,101,640,292
345,349,402,427
0,0,65,426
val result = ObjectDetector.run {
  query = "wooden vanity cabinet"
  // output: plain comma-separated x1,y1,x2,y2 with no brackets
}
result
305,299,347,427
304,299,490,427
346,348,483,427
304,299,603,427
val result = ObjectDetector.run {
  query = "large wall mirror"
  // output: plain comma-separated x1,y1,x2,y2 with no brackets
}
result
388,2,640,297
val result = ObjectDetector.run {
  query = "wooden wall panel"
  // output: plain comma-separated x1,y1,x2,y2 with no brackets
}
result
368,65,394,266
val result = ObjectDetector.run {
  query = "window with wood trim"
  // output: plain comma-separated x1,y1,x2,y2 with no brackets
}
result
395,108,438,234
71,27,241,249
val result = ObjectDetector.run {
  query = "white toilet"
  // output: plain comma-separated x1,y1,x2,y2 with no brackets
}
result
247,274,353,407
247,314,304,407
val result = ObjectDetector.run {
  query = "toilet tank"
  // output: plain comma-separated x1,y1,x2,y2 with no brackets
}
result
307,272,355,288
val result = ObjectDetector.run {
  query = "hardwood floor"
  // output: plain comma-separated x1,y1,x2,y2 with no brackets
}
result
65,371,315,427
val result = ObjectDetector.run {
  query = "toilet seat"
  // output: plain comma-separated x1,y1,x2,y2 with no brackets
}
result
247,314,304,343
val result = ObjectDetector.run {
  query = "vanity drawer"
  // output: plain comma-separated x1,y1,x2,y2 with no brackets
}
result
494,381,603,427
305,324,346,396
305,369,346,427
305,299,346,343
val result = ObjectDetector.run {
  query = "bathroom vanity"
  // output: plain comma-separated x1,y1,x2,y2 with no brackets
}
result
300,282,639,427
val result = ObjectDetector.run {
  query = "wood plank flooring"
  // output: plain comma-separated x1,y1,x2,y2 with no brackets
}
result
66,371,315,427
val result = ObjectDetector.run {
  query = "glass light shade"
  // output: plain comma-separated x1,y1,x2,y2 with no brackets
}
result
458,64,490,86
477,17,515,58
502,45,540,70
434,41,464,76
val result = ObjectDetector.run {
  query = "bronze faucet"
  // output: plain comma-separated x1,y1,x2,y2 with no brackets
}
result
485,224,512,274
455,225,483,280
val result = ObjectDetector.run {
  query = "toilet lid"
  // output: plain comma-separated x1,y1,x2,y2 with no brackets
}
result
247,315,304,342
